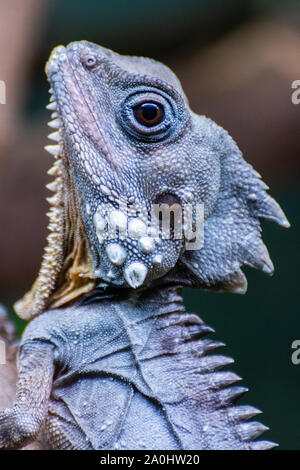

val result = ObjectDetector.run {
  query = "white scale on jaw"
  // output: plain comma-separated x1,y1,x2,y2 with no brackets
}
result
124,262,148,289
93,212,107,242
107,210,127,234
139,236,155,254
106,243,127,266
93,205,164,288
128,218,147,238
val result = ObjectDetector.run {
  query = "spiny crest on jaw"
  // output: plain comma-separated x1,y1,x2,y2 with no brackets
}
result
92,201,182,289
14,88,96,320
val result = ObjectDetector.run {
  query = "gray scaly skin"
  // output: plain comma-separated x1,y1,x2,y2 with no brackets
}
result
0,42,289,450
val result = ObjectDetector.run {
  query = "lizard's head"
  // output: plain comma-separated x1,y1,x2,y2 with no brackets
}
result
14,41,289,320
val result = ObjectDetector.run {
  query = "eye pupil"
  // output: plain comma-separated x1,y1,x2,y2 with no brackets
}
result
134,102,164,127
141,103,158,121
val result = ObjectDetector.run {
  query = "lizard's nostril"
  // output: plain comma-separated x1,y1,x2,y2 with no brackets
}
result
82,55,97,69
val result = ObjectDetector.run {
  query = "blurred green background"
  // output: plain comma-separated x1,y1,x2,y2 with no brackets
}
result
0,0,299,449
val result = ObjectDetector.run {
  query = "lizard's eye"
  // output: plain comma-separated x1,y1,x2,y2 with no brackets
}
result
120,90,177,141
133,103,164,127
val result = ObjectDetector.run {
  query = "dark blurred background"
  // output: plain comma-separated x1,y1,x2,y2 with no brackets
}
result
0,0,299,449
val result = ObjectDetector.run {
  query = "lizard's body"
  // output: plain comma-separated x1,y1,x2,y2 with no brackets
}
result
0,42,289,450
1,287,271,450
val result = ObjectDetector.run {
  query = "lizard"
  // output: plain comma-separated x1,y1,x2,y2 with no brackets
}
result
0,41,289,450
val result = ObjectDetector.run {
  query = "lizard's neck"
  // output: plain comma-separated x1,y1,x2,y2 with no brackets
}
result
78,282,186,317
